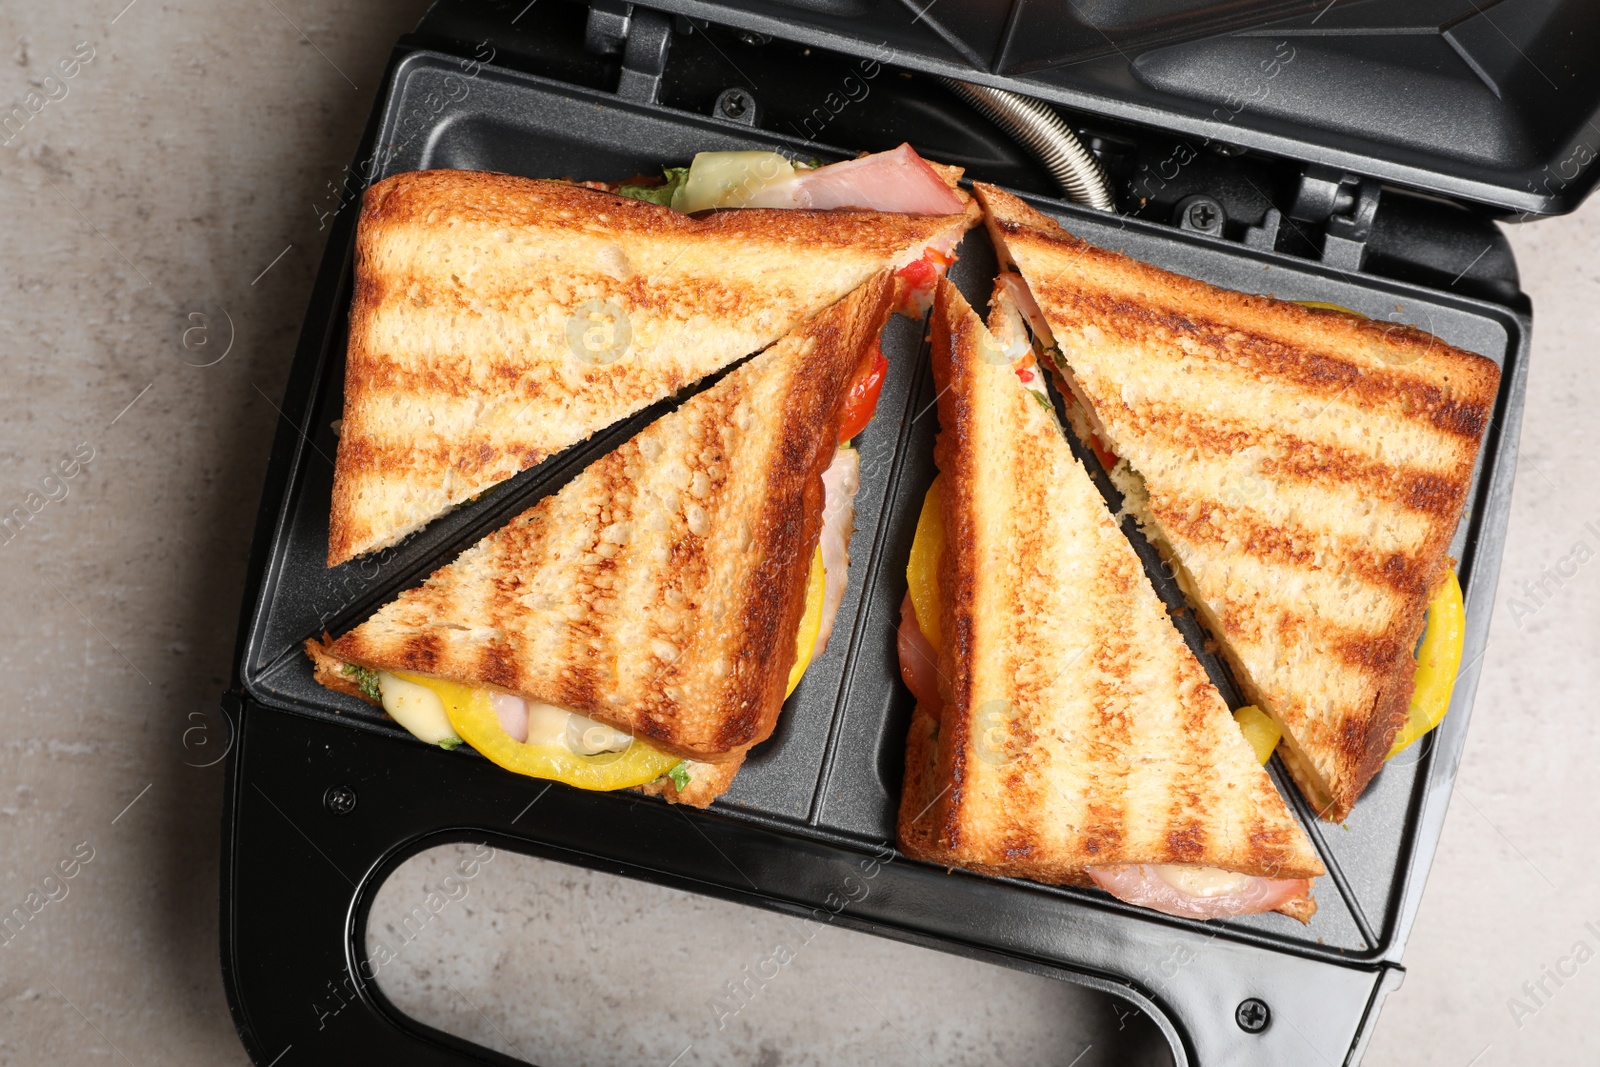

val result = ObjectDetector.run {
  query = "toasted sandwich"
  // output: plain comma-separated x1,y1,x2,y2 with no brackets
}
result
974,183,1501,821
328,157,975,566
308,273,896,806
896,277,1324,922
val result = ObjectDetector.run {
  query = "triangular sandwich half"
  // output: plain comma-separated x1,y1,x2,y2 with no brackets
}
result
329,167,975,565
308,274,896,806
897,277,1324,922
974,183,1501,821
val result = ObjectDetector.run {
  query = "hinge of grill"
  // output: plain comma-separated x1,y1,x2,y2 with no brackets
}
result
1289,164,1382,271
586,0,673,105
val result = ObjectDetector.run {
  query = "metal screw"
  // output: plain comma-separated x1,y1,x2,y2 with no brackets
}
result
737,31,770,46
324,785,358,816
1236,998,1271,1034
1176,194,1225,236
713,87,759,126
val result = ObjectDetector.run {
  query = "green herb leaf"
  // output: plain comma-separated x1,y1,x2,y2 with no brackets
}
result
439,737,463,751
1029,388,1052,410
615,183,672,206
667,761,692,791
616,166,690,208
342,663,383,703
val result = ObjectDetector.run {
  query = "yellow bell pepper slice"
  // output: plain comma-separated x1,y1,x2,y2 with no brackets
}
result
786,546,827,697
905,475,946,649
1232,705,1281,765
398,672,681,790
1387,570,1466,759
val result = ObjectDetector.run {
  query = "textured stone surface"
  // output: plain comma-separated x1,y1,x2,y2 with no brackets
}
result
0,2,1594,1065
367,844,1172,1067
1362,198,1600,1067
0,4,433,1064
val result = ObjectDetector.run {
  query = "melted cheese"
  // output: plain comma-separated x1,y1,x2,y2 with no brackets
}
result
380,673,631,755
675,151,795,212
1154,864,1251,899
377,673,459,745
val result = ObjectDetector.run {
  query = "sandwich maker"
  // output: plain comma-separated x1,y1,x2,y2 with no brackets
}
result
220,1,1597,1062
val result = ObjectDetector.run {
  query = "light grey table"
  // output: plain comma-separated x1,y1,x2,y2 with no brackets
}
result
0,3,1593,1065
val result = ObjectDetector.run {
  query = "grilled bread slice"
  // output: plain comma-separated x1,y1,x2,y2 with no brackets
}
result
324,273,895,772
975,183,1501,821
898,278,1324,919
328,168,974,566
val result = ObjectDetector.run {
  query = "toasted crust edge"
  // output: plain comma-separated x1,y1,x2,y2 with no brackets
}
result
305,636,373,704
896,700,945,860
704,273,897,756
634,757,743,808
1276,893,1318,924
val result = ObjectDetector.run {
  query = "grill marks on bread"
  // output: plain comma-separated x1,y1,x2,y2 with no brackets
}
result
976,182,1500,821
897,279,1323,894
1019,275,1491,442
328,169,970,566
989,214,1494,439
331,275,895,761
1092,398,1474,528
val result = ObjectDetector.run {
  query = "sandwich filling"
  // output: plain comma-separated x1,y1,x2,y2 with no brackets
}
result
897,303,1314,922
1086,865,1310,921
610,144,969,316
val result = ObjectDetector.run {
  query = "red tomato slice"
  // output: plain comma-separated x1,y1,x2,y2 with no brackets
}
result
892,249,956,317
894,248,954,288
1063,393,1119,468
894,256,937,290
1088,432,1118,470
838,344,888,443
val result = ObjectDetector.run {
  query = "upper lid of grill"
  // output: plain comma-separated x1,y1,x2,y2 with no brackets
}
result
639,0,1600,217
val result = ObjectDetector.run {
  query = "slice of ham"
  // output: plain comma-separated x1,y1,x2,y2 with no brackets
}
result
896,591,942,710
745,144,966,215
994,271,1057,350
814,447,861,656
490,692,529,743
1086,864,1311,921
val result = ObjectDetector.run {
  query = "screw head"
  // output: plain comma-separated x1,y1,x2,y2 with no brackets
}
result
323,785,358,816
1176,194,1225,235
1235,998,1271,1034
713,87,759,126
